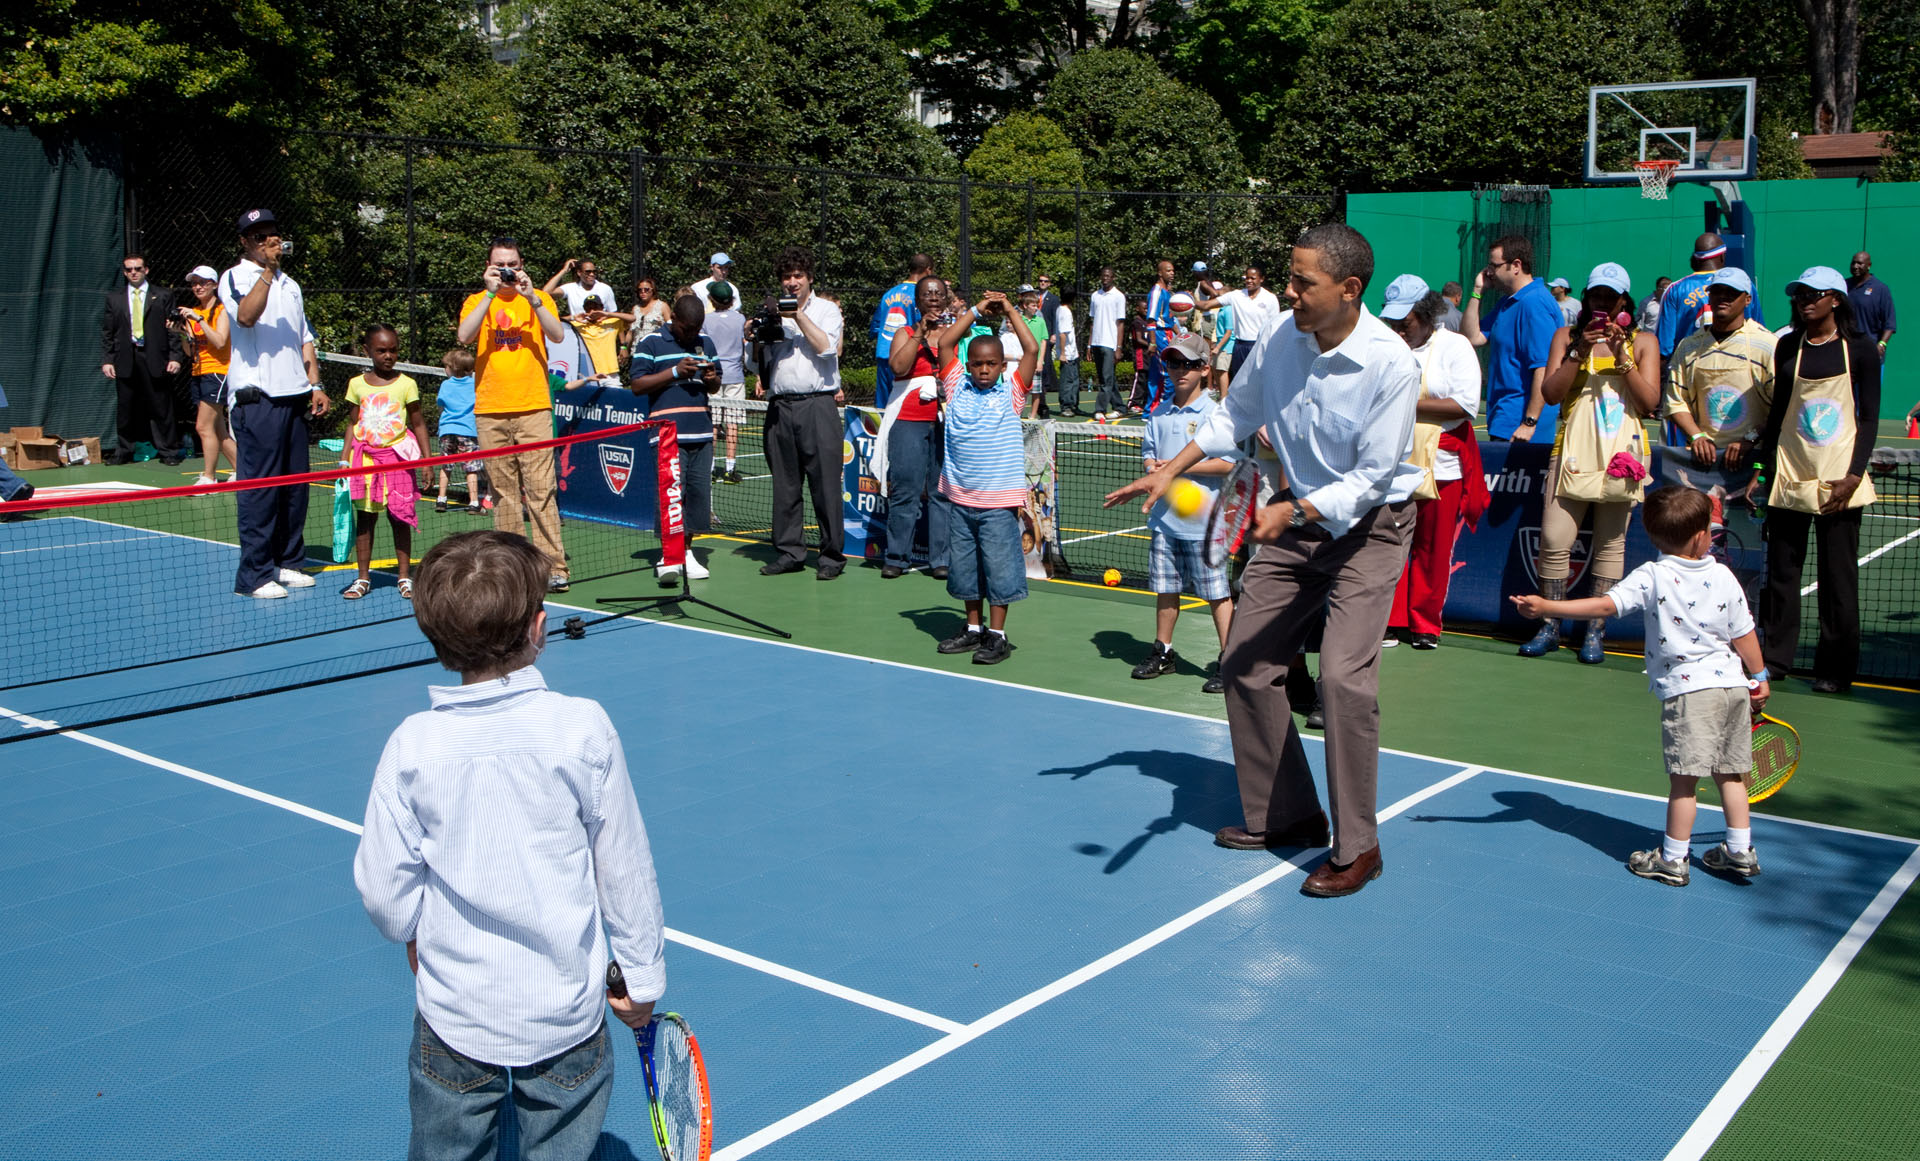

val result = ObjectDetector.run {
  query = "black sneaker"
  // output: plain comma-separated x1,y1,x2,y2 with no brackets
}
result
938,627,984,654
972,633,1013,665
723,469,743,485
712,466,725,482
816,560,845,581
881,564,905,579
434,499,449,513
1201,664,1225,694
928,566,949,580
760,558,806,576
1130,644,1178,680
1410,633,1439,650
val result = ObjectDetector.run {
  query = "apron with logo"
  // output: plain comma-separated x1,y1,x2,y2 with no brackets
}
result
1407,358,1443,501
1684,337,1767,444
1554,350,1648,504
1770,338,1875,514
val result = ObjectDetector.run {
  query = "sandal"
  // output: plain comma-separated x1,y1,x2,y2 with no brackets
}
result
343,578,372,600
398,578,414,601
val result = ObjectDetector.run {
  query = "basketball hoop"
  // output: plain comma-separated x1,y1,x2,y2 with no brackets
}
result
1633,159,1682,200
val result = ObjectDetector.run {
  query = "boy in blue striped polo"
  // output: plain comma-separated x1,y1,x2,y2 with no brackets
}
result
928,291,1041,665
1134,332,1238,691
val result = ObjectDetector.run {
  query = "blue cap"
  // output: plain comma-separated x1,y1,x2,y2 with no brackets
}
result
1786,265,1846,296
1548,277,1570,289
1378,273,1430,321
1586,262,1632,295
1191,260,1209,273
709,252,732,266
1706,268,1753,296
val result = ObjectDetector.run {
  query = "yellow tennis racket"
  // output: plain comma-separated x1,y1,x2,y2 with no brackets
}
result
1747,713,1799,803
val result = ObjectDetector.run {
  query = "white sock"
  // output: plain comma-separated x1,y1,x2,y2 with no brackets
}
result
1725,826,1752,854
986,627,1005,640
1662,835,1690,864
726,457,736,470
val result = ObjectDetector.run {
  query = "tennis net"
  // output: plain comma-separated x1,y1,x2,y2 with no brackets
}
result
0,421,682,742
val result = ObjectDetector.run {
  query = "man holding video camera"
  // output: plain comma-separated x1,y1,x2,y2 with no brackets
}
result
752,244,847,579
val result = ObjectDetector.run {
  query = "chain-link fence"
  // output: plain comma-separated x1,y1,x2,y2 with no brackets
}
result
125,129,1341,385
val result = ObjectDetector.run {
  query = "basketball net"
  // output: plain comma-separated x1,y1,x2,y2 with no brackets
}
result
1633,160,1681,201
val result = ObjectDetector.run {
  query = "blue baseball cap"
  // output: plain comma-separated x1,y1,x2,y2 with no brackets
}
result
1191,260,1209,273
1548,277,1570,289
1706,268,1753,296
1585,262,1632,295
709,252,732,266
1378,273,1431,321
1786,266,1846,296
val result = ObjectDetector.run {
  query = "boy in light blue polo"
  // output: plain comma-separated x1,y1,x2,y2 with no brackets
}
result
1133,332,1238,692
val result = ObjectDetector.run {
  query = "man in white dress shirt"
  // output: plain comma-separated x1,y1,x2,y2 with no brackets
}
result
1108,224,1421,898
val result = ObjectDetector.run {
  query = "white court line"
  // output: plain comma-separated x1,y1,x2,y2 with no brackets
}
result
0,704,962,1035
553,605,1920,847
1059,524,1147,546
1663,843,1920,1161
1799,524,1920,597
713,765,1486,1161
0,533,173,557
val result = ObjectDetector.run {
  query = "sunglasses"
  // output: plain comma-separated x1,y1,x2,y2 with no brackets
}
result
123,265,147,273
1789,287,1833,302
1164,354,1207,372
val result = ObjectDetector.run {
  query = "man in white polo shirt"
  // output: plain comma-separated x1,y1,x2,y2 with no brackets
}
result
1198,263,1285,381
219,208,330,599
692,252,735,314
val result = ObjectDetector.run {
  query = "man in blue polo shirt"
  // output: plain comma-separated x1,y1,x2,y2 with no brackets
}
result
870,255,929,408
1463,234,1561,443
1848,250,1897,362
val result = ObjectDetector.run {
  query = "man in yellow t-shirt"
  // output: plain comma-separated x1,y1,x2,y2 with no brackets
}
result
456,237,571,590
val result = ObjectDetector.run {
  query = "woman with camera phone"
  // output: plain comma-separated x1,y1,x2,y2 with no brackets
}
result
175,264,234,484
1515,262,1659,664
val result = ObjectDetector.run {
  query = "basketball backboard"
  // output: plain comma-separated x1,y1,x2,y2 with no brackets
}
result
1586,79,1756,184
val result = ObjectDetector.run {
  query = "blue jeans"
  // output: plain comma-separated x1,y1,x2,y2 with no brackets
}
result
1092,347,1120,414
407,1012,613,1161
874,361,896,409
884,419,950,569
947,504,1027,605
0,455,28,500
1057,359,1083,411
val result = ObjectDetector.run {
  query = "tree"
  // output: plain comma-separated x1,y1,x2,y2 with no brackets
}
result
1797,0,1859,134
870,0,1089,154
1264,0,1689,192
964,112,1086,288
1166,0,1321,156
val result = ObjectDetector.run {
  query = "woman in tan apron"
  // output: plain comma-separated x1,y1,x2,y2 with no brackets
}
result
1752,266,1881,693
1517,263,1661,664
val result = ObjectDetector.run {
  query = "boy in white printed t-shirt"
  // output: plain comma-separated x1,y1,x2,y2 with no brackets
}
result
1511,486,1771,885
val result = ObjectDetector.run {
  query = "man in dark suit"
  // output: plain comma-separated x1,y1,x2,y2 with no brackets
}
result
1037,272,1061,416
101,253,185,465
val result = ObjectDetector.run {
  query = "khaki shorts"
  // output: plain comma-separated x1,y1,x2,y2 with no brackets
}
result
713,381,747,421
1661,685,1752,779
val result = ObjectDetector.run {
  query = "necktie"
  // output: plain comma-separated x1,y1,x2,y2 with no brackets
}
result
132,288,145,342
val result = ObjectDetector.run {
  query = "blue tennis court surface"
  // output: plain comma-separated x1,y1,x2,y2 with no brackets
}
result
2,613,1915,1159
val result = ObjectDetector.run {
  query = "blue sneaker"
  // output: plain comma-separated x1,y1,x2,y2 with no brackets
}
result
1578,625,1606,664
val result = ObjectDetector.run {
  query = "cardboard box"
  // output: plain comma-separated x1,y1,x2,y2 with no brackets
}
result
57,437,101,466
2,427,99,470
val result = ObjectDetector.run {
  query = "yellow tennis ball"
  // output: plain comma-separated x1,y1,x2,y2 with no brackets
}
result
1102,568,1122,587
1167,478,1205,519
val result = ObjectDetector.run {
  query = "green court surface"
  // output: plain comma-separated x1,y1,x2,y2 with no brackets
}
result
13,454,1920,1159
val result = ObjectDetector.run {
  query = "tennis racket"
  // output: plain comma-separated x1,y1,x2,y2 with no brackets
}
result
1201,458,1261,569
1747,713,1799,803
607,962,713,1161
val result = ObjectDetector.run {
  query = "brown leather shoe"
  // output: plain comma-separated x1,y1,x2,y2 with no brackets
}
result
1301,845,1383,897
1214,811,1330,851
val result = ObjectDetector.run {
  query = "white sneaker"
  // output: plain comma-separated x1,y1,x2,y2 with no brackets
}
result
1381,637,1399,648
656,564,683,587
278,568,317,589
684,555,710,580
194,474,217,486
245,581,289,599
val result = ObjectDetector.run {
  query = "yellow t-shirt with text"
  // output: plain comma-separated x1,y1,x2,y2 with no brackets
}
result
462,289,558,414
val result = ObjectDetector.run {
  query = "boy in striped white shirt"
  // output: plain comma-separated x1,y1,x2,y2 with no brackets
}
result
929,291,1040,665
354,530,665,1160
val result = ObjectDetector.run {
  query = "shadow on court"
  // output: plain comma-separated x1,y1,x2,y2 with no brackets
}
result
1039,748,1243,874
1406,789,1656,863
898,605,969,645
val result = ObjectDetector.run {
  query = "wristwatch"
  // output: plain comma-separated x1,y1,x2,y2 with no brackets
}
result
1288,503,1309,530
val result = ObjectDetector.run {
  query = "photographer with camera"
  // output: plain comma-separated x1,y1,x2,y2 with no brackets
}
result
219,209,330,599
751,244,847,579
456,237,572,592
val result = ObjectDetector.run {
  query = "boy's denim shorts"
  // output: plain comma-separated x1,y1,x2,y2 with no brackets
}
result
947,504,1028,605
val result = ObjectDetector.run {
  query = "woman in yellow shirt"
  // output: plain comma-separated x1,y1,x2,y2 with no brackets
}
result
1517,263,1660,664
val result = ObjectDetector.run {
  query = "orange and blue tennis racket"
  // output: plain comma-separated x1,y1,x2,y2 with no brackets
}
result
607,962,712,1161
